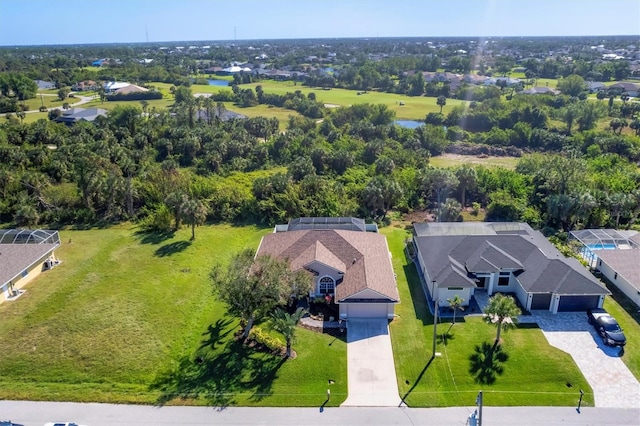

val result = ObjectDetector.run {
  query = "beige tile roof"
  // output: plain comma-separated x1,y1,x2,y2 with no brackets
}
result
0,244,58,286
257,230,398,301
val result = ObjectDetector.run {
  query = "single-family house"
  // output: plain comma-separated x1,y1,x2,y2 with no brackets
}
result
72,80,98,92
0,229,60,302
256,217,399,320
34,80,56,90
55,107,107,125
522,87,560,95
586,81,606,93
413,222,609,313
607,82,639,97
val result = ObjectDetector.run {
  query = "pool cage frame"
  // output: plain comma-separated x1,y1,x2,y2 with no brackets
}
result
0,229,60,246
569,229,638,267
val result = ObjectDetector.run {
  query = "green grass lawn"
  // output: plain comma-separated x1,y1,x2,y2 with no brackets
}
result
381,226,593,407
151,80,469,121
0,223,346,406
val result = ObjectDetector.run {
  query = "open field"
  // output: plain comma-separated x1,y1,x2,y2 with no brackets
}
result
152,81,469,121
0,223,347,406
382,226,594,407
429,154,519,169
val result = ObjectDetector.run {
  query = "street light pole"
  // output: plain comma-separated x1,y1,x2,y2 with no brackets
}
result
432,280,438,358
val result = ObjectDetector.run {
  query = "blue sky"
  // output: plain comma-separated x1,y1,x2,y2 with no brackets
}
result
1,0,638,46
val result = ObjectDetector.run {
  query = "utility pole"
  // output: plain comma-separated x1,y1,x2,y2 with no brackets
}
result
476,390,483,426
432,280,439,358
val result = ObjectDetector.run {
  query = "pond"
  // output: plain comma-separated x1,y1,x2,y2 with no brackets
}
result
208,79,230,86
394,120,424,129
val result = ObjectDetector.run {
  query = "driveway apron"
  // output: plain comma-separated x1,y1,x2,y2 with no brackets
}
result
341,318,402,407
522,312,640,408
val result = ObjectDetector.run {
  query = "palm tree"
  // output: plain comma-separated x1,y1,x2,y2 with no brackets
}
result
437,95,447,114
447,295,465,325
270,307,307,358
182,196,208,240
483,293,521,347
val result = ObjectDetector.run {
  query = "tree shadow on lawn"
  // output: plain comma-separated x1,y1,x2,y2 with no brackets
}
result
154,240,192,257
134,230,175,245
200,318,234,351
151,338,286,408
469,342,509,385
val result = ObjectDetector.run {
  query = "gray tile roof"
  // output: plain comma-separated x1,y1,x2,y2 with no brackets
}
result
256,229,398,301
414,223,609,296
0,244,58,286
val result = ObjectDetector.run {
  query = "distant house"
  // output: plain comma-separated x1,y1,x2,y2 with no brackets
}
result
35,80,56,90
103,81,148,95
607,82,639,97
92,58,108,67
485,77,522,87
71,80,98,92
195,107,247,122
55,107,107,125
586,81,606,93
256,217,399,320
413,222,610,313
522,87,560,95
0,229,60,303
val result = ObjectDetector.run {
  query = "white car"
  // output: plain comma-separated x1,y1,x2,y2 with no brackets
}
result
44,423,86,426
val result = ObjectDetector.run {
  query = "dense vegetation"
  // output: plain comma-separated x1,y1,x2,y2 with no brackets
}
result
1,36,640,235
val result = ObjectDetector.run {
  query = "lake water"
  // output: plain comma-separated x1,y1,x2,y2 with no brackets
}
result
395,120,424,129
208,79,230,86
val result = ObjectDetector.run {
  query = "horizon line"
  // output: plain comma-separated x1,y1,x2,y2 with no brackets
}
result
1,34,638,48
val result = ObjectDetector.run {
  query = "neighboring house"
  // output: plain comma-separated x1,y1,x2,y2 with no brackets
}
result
413,222,610,313
72,80,98,91
0,229,60,302
103,81,143,93
55,107,107,125
586,81,606,93
570,229,640,308
111,84,148,95
607,82,640,97
92,58,108,66
522,87,560,95
35,80,56,90
256,217,399,320
195,108,247,122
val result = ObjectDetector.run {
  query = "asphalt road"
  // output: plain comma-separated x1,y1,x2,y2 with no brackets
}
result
1,401,639,426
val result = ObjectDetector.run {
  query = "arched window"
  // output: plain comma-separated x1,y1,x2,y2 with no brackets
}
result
319,276,335,295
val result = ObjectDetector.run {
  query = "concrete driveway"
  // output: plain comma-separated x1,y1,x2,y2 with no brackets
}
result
341,319,402,407
522,312,640,408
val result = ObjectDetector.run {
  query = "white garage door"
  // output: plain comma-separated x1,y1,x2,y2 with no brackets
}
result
346,303,388,318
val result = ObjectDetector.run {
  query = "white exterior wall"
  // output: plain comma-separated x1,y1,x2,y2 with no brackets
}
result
513,279,531,311
598,259,640,308
339,303,394,319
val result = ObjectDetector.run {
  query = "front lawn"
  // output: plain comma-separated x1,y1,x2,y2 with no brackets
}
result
0,223,346,406
381,226,593,407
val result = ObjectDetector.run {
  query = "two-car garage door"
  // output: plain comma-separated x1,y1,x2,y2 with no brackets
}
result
557,295,600,312
345,303,389,318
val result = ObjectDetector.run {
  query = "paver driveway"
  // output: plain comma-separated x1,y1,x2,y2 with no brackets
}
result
521,312,640,408
341,319,402,407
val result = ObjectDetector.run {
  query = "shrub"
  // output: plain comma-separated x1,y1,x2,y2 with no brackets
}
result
107,90,163,102
249,327,284,352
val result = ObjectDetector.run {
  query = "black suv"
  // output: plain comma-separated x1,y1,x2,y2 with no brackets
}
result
587,308,627,347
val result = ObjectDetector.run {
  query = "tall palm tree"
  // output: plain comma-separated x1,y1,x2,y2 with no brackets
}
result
182,196,208,240
447,295,465,325
483,294,521,347
270,307,307,358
